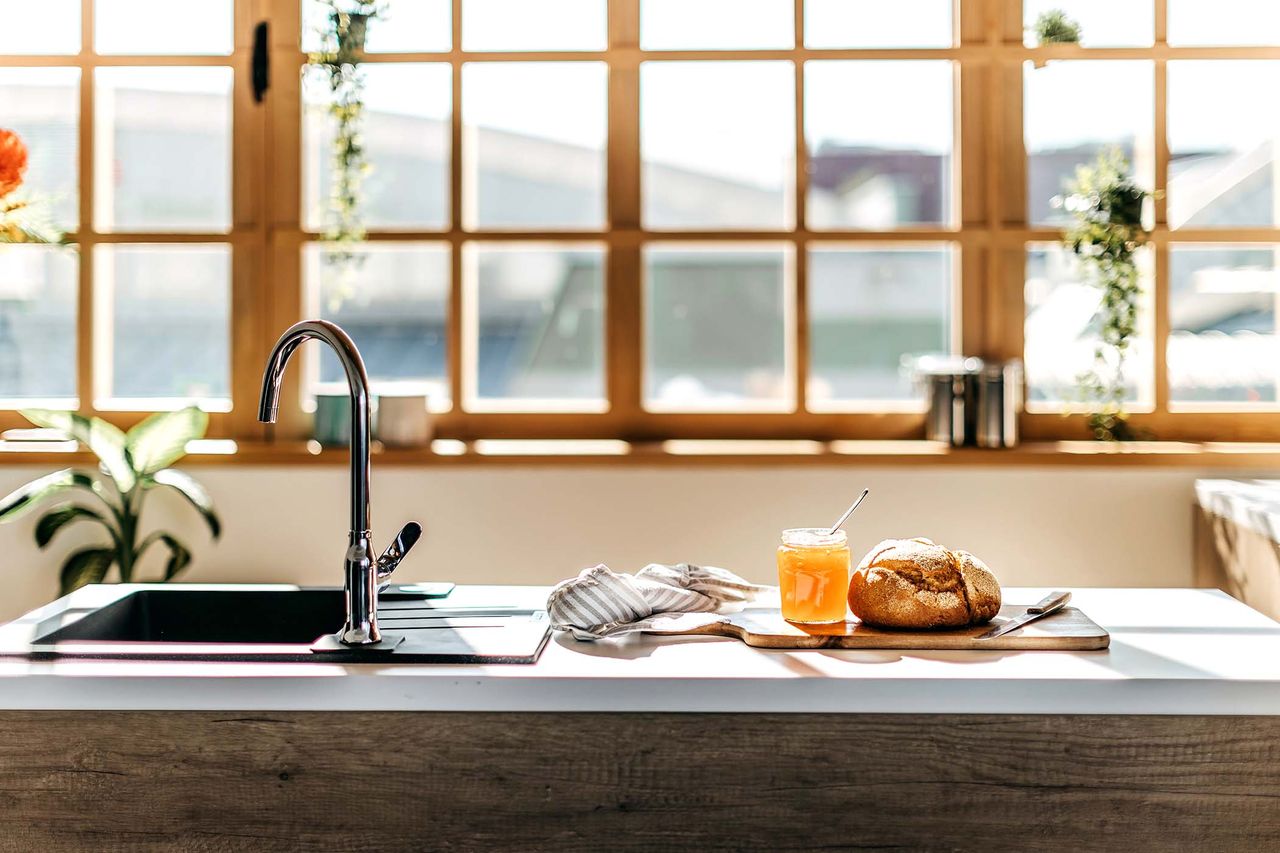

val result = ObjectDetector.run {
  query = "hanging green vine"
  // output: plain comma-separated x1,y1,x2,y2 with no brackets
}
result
1057,147,1157,441
308,1,385,265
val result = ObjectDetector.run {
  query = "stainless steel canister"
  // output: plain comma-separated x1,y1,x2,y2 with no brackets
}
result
917,357,983,446
975,359,1023,449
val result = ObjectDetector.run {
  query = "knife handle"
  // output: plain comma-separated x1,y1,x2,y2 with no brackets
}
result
1027,590,1071,615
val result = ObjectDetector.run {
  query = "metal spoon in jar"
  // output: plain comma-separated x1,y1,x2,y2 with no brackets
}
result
828,488,870,536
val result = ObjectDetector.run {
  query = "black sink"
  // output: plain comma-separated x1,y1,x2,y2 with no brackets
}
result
12,587,551,664
39,589,345,645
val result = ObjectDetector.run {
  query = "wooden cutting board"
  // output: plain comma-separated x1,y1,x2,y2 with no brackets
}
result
644,604,1110,651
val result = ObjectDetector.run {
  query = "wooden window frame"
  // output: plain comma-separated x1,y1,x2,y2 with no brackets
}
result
3,0,1279,447
0,0,266,438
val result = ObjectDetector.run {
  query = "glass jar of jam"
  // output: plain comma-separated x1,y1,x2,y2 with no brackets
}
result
777,528,851,624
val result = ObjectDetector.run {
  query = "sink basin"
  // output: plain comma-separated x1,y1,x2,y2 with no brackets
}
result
41,588,345,645
2,585,551,664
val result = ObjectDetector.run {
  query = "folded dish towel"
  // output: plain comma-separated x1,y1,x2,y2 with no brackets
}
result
547,562,771,640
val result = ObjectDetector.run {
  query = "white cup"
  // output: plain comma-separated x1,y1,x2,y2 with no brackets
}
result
375,394,433,448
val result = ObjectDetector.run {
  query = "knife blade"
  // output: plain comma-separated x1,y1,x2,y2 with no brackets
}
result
977,590,1072,640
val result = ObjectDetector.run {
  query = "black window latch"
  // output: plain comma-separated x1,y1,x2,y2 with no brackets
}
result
252,22,269,103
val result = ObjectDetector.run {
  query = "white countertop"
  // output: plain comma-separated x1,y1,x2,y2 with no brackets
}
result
1197,478,1280,541
1,585,1278,715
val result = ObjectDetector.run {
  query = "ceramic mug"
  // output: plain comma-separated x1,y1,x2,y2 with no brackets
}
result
312,392,369,448
376,394,433,448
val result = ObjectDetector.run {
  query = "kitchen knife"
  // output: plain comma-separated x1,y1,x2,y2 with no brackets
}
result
977,590,1072,640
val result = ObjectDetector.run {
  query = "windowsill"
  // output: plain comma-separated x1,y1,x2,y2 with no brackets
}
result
1,438,1279,468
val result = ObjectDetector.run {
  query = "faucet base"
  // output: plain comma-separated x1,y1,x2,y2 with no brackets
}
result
311,632,405,654
337,621,380,645
343,534,380,645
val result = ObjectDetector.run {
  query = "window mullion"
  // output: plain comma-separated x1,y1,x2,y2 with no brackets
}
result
259,0,307,441
1153,1,1170,415
448,0,464,416
606,0,642,430
76,0,96,416
992,0,1025,367
793,0,808,414
957,4,988,362
229,0,270,441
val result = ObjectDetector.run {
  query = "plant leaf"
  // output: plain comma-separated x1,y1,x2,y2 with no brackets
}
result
59,547,114,596
125,407,207,476
20,409,135,493
0,469,103,523
140,532,193,582
34,504,106,549
157,534,192,581
150,468,221,539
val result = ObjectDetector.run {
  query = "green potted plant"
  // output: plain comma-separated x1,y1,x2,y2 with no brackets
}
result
0,407,221,594
1029,9,1082,67
1033,9,1082,45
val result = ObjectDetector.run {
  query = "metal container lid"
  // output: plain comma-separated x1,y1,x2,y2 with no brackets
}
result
911,354,984,379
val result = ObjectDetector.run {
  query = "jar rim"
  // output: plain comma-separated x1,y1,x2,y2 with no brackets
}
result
780,527,848,547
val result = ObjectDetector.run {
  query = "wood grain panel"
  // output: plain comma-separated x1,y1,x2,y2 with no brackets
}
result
0,712,1275,852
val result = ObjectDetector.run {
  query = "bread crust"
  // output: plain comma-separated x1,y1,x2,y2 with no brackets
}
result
847,538,1001,629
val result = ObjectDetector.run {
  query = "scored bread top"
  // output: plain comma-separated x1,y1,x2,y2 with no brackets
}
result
858,538,960,589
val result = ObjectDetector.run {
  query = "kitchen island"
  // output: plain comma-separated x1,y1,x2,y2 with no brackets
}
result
1,585,1278,851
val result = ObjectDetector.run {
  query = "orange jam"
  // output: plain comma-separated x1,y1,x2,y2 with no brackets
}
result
777,528,851,624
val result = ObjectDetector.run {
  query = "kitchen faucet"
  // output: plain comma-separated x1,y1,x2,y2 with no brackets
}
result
258,320,421,646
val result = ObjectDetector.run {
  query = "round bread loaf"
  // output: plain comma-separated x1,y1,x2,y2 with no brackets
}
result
847,538,1001,629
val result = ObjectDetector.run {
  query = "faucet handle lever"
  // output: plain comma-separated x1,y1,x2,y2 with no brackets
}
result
376,521,422,580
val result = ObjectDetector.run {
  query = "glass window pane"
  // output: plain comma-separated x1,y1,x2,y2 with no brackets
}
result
0,0,79,53
642,62,794,230
1023,1,1152,47
304,63,450,232
95,67,233,232
305,243,450,409
1169,245,1280,405
806,61,953,229
1024,61,1153,226
1024,243,1154,409
808,246,952,407
467,244,605,408
96,245,230,408
462,0,606,51
644,244,792,411
0,68,79,229
0,245,77,403
302,0,451,53
806,0,952,48
1168,61,1280,229
96,0,233,55
463,62,606,229
1169,0,1280,46
642,0,794,50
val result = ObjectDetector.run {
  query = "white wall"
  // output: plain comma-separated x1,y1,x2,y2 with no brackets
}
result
0,463,1248,621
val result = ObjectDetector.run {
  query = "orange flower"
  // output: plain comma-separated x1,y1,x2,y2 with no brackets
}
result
0,129,29,198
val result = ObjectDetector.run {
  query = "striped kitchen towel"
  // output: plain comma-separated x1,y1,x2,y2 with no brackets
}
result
547,562,771,640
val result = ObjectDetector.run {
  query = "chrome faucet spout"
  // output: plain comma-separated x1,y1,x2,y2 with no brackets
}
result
258,320,419,646
259,320,371,536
